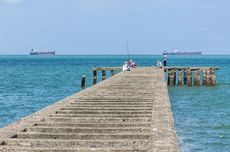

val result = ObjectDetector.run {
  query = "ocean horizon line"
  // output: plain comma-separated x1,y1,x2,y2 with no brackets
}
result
0,53,230,56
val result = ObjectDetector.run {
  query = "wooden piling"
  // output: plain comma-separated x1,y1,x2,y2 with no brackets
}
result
102,70,106,80
187,69,192,86
202,69,207,86
178,70,182,86
206,69,211,86
168,70,175,86
184,69,187,85
93,70,97,85
211,69,216,86
167,70,171,85
194,70,200,86
207,68,216,86
174,70,177,85
111,70,115,76
81,75,86,89
212,75,216,86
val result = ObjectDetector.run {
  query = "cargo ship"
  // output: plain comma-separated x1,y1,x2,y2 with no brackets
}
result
30,49,55,55
165,50,202,55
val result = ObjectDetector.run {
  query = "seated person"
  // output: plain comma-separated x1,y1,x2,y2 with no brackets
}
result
123,61,130,71
130,59,136,68
156,60,163,68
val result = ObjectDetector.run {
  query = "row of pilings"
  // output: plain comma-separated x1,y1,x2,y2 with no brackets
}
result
81,67,122,89
167,67,218,86
81,67,218,88
92,67,122,85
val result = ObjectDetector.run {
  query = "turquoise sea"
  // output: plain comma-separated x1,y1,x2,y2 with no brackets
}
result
0,55,229,152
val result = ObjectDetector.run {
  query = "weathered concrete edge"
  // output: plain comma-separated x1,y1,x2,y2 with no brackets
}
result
165,74,180,152
0,71,124,143
163,71,179,152
147,69,179,152
165,83,180,151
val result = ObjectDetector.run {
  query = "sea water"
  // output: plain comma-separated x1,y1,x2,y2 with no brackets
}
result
0,55,229,152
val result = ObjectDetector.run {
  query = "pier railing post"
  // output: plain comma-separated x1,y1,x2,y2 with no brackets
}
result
194,69,200,86
187,69,192,86
81,75,86,89
178,70,182,86
102,70,106,80
93,70,97,85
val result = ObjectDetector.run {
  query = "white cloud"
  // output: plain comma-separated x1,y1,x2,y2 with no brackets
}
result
203,5,211,9
200,27,207,31
0,0,25,4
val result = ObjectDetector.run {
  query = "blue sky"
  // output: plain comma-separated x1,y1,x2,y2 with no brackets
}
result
0,0,229,55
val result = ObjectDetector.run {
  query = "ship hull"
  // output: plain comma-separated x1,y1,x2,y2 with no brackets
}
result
167,52,202,55
30,52,55,55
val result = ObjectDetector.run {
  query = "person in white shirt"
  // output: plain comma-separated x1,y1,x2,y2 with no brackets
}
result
123,61,130,71
157,60,163,68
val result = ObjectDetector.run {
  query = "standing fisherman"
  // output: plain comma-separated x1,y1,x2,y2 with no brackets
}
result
163,50,167,71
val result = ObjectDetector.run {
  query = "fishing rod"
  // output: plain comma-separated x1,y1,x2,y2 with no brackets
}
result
126,41,130,61
125,41,132,71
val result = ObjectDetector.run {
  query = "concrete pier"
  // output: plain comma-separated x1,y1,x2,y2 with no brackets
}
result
0,68,178,152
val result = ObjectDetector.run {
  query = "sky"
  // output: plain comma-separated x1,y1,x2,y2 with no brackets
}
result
0,0,230,55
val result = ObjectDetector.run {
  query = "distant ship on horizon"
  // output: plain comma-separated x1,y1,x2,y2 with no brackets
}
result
165,50,202,55
30,49,55,55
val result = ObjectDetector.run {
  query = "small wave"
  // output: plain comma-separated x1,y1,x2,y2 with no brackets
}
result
211,124,230,130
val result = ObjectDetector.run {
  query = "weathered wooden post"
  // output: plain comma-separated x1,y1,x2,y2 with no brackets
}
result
81,75,86,89
168,69,175,86
174,69,177,85
184,69,187,85
187,69,192,86
207,68,216,86
93,70,97,85
111,70,115,76
102,70,106,80
194,69,200,86
202,69,207,86
167,69,171,85
178,70,183,86
210,69,216,86
206,69,211,86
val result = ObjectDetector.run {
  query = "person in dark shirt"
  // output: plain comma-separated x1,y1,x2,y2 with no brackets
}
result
163,50,167,66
